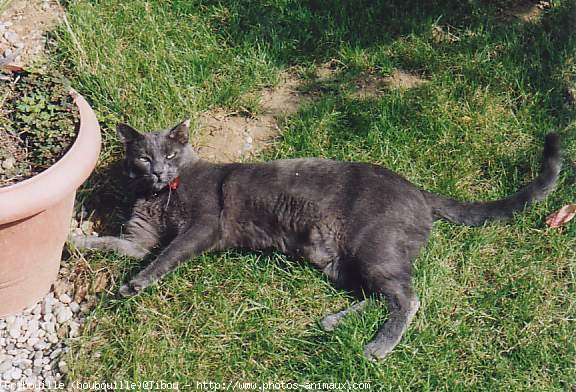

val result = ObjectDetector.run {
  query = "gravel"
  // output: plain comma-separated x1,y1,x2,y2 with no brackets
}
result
0,293,74,387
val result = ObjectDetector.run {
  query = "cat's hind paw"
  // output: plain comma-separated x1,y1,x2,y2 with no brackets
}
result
363,339,396,361
319,314,341,331
118,282,142,298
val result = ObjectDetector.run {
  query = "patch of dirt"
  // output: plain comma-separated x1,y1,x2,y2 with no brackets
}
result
194,63,427,162
351,69,427,98
498,0,551,23
315,60,342,82
312,61,426,98
0,0,63,67
383,69,427,89
195,73,305,162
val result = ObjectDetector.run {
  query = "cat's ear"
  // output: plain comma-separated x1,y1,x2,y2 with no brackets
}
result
167,118,190,145
117,123,142,144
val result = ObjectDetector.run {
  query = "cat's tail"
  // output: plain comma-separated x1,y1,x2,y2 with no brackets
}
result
422,133,561,226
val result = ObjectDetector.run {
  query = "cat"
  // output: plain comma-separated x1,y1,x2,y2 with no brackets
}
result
70,119,561,360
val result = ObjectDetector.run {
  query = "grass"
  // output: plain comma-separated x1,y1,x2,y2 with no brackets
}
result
55,0,575,390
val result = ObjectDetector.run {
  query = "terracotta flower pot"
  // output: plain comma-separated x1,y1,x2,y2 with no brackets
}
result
0,89,101,317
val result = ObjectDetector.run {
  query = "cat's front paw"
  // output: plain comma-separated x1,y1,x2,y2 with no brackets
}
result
118,281,143,298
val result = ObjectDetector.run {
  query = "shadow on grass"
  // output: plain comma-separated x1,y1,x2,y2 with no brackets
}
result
74,160,133,236
204,0,575,120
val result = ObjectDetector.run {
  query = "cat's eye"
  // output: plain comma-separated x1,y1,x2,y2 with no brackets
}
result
166,152,177,160
138,157,150,163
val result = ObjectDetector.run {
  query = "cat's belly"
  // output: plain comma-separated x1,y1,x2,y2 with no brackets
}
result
220,216,339,270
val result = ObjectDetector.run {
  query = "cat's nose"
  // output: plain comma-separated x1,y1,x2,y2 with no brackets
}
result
152,167,163,179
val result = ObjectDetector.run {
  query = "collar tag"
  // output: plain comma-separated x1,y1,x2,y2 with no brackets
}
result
168,177,180,190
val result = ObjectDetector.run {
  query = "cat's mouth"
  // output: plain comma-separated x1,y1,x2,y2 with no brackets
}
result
151,178,169,191
131,174,172,192
152,182,166,191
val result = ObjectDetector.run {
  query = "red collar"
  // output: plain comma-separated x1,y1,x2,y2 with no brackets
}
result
168,177,180,190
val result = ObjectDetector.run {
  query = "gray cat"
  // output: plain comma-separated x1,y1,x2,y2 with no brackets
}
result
70,119,561,360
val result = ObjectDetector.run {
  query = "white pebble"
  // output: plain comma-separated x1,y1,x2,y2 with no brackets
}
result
57,360,68,374
14,316,24,329
47,334,58,344
2,366,16,381
69,302,80,313
11,367,22,380
0,359,13,372
58,294,72,304
49,349,62,360
26,337,39,347
3,31,18,44
8,328,20,339
42,322,55,333
31,304,42,315
15,358,32,369
56,308,72,324
27,319,39,334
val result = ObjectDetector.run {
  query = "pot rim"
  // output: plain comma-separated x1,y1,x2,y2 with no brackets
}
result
0,89,101,224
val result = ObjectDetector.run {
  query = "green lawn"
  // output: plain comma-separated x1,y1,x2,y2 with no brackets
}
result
57,0,575,390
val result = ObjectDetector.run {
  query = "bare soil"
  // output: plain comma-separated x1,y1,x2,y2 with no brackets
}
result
195,73,303,162
352,69,427,98
0,0,63,67
497,0,551,22
194,64,425,162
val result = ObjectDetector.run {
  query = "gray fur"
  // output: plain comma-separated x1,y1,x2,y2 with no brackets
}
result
70,121,562,361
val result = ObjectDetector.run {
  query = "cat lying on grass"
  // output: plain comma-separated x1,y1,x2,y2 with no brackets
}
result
70,119,561,360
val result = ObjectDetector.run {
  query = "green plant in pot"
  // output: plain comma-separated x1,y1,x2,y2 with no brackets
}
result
0,66,101,317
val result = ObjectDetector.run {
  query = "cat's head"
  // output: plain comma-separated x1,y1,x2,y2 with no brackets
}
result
117,119,197,192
